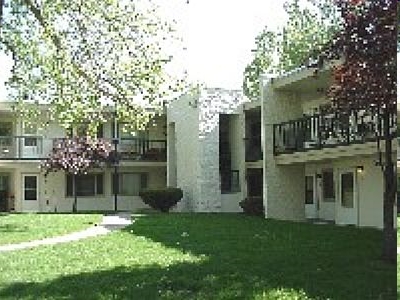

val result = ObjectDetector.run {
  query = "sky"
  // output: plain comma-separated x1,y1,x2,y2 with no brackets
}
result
0,1,289,100
156,0,287,90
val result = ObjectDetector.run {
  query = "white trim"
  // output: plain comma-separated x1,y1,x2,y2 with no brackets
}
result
22,173,39,212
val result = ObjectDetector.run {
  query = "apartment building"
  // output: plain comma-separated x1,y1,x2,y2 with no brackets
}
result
0,102,167,212
261,62,397,228
164,86,264,213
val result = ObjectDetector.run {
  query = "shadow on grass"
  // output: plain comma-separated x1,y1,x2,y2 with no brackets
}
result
0,262,309,300
0,224,28,232
0,214,396,300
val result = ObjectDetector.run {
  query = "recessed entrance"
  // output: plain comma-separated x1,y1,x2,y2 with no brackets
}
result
0,174,9,212
305,169,335,221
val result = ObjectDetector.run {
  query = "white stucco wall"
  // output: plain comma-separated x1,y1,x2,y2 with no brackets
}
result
167,88,247,213
262,79,306,221
167,93,199,211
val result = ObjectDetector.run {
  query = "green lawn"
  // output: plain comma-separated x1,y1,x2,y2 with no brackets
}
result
0,213,101,245
0,213,395,300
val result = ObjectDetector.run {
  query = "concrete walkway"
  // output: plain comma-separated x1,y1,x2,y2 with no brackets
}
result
0,212,132,252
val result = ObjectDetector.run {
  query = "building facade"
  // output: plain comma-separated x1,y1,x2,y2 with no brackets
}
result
0,102,167,212
261,62,397,229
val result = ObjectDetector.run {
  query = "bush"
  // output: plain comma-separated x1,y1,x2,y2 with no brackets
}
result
239,196,264,216
139,187,183,212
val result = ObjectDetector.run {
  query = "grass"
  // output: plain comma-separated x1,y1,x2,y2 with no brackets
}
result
0,213,101,245
0,213,396,300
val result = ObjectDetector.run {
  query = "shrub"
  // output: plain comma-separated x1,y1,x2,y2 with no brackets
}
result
239,196,264,216
139,187,183,212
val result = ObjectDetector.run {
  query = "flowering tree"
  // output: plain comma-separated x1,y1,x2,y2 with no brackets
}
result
41,137,112,212
328,0,396,262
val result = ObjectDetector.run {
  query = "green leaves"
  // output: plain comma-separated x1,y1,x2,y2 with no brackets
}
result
243,0,341,100
1,0,188,133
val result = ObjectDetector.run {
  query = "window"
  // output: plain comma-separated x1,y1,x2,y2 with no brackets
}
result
322,170,335,201
113,122,147,140
67,124,104,138
23,123,37,135
0,122,12,136
23,123,38,147
305,176,314,204
24,175,38,201
341,172,354,208
0,122,12,147
66,174,104,196
220,170,240,194
112,173,147,196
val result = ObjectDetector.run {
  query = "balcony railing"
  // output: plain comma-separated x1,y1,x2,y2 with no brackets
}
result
118,138,167,161
0,136,44,159
0,136,167,161
273,106,396,155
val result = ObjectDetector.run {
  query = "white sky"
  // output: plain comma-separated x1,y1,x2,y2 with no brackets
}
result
0,1,288,99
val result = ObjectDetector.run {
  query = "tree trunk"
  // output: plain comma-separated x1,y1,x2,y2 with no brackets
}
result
381,108,396,263
73,174,77,213
0,0,4,26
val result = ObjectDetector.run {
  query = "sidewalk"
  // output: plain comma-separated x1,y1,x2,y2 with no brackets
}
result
0,212,132,252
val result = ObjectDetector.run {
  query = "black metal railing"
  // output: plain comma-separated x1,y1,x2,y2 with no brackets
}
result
118,138,167,161
245,137,262,161
0,136,167,161
273,106,397,155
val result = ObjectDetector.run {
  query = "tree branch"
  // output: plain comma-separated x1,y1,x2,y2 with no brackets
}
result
21,0,124,104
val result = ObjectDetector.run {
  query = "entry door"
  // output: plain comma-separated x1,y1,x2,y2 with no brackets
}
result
305,175,317,219
0,175,8,211
338,170,357,225
22,123,39,158
22,174,39,211
318,170,336,221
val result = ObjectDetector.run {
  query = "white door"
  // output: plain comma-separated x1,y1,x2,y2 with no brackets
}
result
337,170,358,225
305,175,317,219
22,174,39,211
22,123,40,158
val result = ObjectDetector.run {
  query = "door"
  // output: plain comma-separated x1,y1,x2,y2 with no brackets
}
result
337,170,358,225
247,168,263,197
319,170,336,221
22,123,40,158
305,175,317,219
22,174,39,211
0,175,9,211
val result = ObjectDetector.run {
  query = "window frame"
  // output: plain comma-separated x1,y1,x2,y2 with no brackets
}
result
112,172,148,196
66,173,104,197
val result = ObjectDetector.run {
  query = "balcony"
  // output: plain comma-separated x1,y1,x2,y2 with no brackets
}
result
118,138,167,161
0,136,167,162
273,106,396,156
0,136,44,159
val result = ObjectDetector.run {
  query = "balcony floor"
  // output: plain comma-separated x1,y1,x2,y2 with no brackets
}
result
274,141,395,165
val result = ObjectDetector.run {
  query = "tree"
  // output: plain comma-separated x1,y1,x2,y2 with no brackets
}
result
327,0,396,263
41,137,112,212
243,0,341,100
0,0,187,134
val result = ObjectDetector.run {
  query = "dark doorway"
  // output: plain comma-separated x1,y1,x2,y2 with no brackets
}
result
247,168,263,197
0,175,9,211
